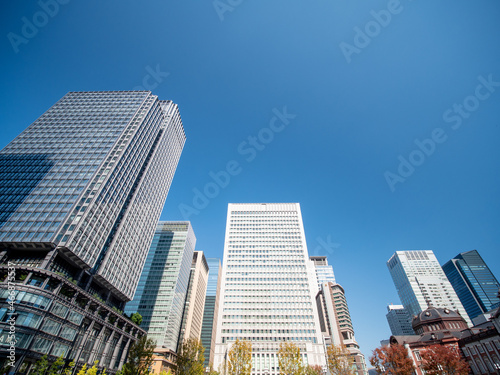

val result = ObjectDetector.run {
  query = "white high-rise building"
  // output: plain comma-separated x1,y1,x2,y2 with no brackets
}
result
214,203,326,375
387,250,472,326
385,304,414,336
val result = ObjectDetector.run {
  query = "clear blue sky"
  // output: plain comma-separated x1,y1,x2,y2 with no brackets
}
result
1,0,499,362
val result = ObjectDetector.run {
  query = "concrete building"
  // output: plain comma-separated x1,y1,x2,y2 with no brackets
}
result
316,282,368,375
0,91,186,373
201,258,222,367
386,304,414,336
387,250,472,326
124,221,196,351
443,250,500,322
214,203,326,375
178,251,209,349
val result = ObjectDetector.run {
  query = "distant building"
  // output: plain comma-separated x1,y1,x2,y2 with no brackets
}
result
387,250,471,326
386,304,414,336
178,251,209,349
310,256,336,291
316,282,368,375
201,258,222,367
443,250,500,321
125,221,196,352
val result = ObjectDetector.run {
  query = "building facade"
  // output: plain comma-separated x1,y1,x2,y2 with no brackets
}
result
124,221,196,351
316,282,367,375
310,256,335,290
443,250,500,322
387,250,472,326
178,251,209,349
214,203,326,375
0,91,186,373
386,304,414,336
201,258,222,368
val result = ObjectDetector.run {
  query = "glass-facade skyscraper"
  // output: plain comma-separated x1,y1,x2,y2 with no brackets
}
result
201,258,222,367
310,256,335,290
214,203,326,375
387,250,472,326
0,91,186,373
385,304,414,336
125,221,196,351
442,250,500,321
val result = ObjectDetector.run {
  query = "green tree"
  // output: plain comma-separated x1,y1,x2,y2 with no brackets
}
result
130,312,143,326
48,355,65,375
326,344,354,375
306,364,323,375
63,360,76,375
86,361,99,375
176,338,205,375
77,364,88,375
278,342,305,375
370,344,415,375
121,335,155,375
32,355,49,375
228,339,252,375
207,362,220,375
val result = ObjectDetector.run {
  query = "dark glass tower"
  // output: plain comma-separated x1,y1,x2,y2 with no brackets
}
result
443,250,500,321
0,91,186,373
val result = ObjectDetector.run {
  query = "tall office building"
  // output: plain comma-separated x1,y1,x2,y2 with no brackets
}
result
387,250,472,326
0,91,186,373
316,282,367,375
310,256,335,290
201,258,222,367
442,250,500,321
214,203,326,375
178,251,209,349
124,221,196,351
385,304,414,336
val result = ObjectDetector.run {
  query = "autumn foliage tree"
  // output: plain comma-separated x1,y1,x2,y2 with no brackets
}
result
278,342,305,375
228,339,252,375
370,343,415,375
420,345,469,375
326,344,354,375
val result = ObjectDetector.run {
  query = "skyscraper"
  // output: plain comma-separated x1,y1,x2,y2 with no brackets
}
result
124,221,196,351
310,256,335,290
442,250,500,321
387,250,472,326
214,203,326,374
0,91,186,372
178,251,209,349
201,258,222,367
316,282,367,375
385,304,414,336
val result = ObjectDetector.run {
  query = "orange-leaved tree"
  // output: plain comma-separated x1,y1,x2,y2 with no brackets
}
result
420,344,469,375
370,343,415,375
